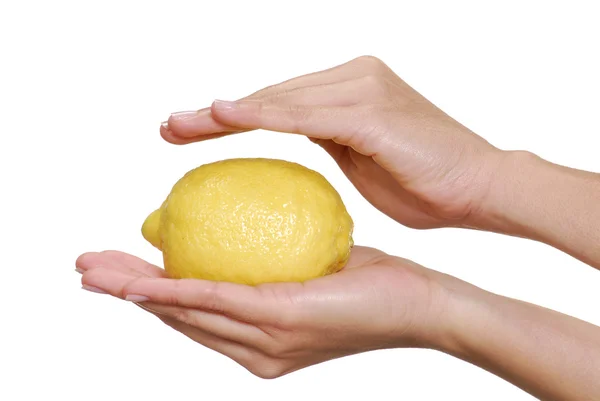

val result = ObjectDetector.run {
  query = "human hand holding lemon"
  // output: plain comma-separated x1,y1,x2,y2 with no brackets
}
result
78,246,451,378
78,151,453,376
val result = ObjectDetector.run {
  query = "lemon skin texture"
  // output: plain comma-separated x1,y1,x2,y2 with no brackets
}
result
142,158,354,285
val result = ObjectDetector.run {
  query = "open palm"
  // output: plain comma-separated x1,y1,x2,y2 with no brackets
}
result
78,246,443,378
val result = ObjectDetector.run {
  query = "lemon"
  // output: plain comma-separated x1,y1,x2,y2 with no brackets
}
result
142,158,353,285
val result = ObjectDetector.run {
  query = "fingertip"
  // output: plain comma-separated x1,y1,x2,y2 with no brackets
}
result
75,252,99,271
80,266,102,288
168,108,217,134
160,107,239,143
160,122,188,145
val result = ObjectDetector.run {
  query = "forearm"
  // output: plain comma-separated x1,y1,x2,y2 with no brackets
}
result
438,285,600,401
478,150,600,269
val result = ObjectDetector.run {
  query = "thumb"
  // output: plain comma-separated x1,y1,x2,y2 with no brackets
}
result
309,137,347,163
210,99,377,154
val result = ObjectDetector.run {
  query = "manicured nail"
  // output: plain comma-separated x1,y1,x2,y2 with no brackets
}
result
170,110,198,121
125,294,150,302
160,121,173,137
75,267,85,274
82,285,107,294
212,100,236,111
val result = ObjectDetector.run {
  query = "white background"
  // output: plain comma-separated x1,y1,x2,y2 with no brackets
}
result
1,1,599,400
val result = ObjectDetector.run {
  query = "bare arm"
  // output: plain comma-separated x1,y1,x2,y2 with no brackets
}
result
476,151,600,269
440,279,600,401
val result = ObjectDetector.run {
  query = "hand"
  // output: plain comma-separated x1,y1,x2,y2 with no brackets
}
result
161,56,504,229
77,248,600,399
77,246,448,378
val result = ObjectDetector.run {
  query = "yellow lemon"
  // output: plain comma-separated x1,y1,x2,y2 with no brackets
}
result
142,158,353,285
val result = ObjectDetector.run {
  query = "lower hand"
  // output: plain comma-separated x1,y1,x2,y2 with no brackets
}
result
77,249,600,399
77,246,449,378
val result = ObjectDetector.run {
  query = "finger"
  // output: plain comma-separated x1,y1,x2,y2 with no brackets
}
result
211,101,380,156
76,251,166,278
166,76,382,140
163,108,242,141
122,277,285,324
82,267,143,298
135,302,270,348
157,315,254,368
160,122,235,145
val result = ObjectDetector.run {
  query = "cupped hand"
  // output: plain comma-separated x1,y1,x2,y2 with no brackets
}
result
161,56,504,229
77,246,449,379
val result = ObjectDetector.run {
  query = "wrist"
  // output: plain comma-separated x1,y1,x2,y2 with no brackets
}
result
428,275,496,357
412,270,493,353
469,149,545,235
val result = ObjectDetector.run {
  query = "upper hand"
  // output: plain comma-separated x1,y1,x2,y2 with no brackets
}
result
77,246,448,378
161,56,504,229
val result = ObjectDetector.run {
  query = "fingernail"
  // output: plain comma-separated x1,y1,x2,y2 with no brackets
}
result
212,100,236,111
160,121,173,137
170,110,198,121
75,267,85,274
82,285,107,294
125,294,150,302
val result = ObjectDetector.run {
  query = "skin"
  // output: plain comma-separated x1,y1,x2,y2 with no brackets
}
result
78,56,600,400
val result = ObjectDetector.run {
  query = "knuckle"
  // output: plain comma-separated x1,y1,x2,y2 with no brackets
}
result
355,55,387,72
360,75,390,98
256,284,302,329
260,88,295,105
166,280,186,305
287,104,311,121
370,254,400,267
344,105,387,150
270,89,291,101
285,105,314,133
121,276,143,299
172,308,194,325
203,281,225,313
248,86,273,99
